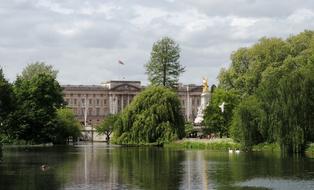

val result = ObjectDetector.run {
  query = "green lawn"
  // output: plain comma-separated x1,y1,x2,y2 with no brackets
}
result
165,138,240,150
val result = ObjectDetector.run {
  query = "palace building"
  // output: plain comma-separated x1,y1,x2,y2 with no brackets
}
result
62,80,204,127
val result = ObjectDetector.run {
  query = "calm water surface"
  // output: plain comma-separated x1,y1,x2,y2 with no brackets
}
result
0,144,313,190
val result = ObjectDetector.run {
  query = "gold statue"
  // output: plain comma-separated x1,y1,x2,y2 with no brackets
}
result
202,77,209,93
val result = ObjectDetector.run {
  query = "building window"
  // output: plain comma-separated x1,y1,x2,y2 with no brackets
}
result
81,108,85,115
89,108,92,116
96,108,100,116
96,99,100,106
81,98,85,106
74,99,77,105
104,99,107,105
89,99,92,105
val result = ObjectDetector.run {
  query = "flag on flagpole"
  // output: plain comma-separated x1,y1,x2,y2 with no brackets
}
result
118,60,124,65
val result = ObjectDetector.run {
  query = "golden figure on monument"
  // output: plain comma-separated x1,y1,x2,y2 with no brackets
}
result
202,77,209,93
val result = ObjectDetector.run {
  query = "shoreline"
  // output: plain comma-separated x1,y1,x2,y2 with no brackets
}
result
165,138,314,154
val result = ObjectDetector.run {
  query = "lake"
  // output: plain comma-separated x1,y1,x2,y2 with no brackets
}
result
0,143,313,190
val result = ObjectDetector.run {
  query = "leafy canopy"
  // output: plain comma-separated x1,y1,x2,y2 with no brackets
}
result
113,86,185,145
214,30,314,153
145,37,185,88
55,108,81,144
203,88,239,137
0,68,15,143
10,73,64,143
21,62,58,80
97,114,118,143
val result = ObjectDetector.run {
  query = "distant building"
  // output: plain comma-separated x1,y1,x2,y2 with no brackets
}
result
62,81,203,127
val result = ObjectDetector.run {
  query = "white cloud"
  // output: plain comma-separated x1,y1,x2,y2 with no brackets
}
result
35,0,74,15
53,21,94,37
1,0,314,86
288,8,314,23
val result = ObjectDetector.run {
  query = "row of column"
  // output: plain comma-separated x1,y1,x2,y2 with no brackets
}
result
109,94,133,114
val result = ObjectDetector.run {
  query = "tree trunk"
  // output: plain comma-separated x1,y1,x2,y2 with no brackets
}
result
106,135,110,144
163,43,168,87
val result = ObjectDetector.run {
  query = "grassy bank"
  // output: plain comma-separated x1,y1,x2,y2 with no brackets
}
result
306,143,314,153
252,143,280,152
166,139,314,153
164,138,240,150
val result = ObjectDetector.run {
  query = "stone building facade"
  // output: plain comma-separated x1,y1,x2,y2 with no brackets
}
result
62,81,203,127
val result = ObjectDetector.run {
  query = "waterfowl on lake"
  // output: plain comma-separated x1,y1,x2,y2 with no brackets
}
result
41,164,49,171
228,148,234,153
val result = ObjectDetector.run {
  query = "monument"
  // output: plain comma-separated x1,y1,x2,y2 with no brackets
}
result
194,77,210,125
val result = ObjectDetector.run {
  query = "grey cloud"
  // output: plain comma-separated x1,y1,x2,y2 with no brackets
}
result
0,0,314,86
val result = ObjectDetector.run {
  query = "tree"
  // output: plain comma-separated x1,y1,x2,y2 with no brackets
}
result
10,73,64,143
21,62,58,80
145,37,185,88
218,38,288,96
0,68,15,143
184,122,195,137
218,30,314,153
55,108,81,144
112,86,185,145
203,88,239,137
230,96,265,149
97,114,118,144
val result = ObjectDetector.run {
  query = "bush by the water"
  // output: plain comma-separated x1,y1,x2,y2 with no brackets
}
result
112,86,185,145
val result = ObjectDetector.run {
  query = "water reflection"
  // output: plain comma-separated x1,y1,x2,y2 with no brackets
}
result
0,144,313,190
237,178,314,190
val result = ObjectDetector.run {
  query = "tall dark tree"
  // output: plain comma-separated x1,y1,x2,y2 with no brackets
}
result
145,37,185,88
0,68,14,142
11,73,64,143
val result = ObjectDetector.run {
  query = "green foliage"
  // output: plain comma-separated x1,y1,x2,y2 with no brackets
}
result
219,30,314,153
97,114,118,143
5,65,64,144
252,143,281,152
230,96,265,149
0,68,15,139
145,37,185,88
165,138,240,150
20,62,58,80
203,88,239,137
112,86,185,145
184,122,194,137
218,37,289,95
306,143,314,153
54,108,81,144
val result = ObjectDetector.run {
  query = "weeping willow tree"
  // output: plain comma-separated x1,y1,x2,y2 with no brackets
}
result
215,30,314,153
112,86,185,145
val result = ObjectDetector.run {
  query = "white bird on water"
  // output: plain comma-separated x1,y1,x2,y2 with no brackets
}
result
228,148,233,153
219,102,225,113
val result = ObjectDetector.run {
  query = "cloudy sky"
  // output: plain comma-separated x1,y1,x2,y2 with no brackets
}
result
1,0,314,85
